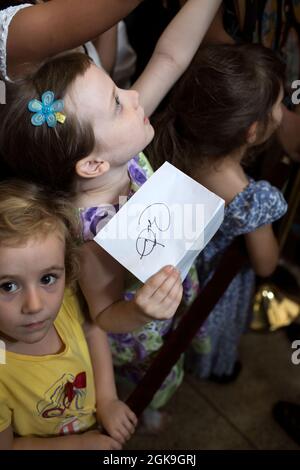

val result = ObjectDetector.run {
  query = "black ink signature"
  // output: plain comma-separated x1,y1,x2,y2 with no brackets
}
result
136,203,171,259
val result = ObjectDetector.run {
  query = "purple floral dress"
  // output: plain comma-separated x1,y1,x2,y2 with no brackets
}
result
78,153,199,409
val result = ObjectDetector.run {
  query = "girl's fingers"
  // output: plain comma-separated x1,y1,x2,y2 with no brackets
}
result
122,418,136,435
118,422,132,441
152,270,182,305
109,438,123,450
160,279,183,312
138,266,176,301
110,428,126,445
127,410,138,426
123,406,138,427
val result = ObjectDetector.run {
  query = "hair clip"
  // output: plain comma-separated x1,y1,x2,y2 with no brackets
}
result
28,91,66,128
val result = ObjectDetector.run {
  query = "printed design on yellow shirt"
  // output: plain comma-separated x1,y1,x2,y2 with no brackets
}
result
37,372,90,435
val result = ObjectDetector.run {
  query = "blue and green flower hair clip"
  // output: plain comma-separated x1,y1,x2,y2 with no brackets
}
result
28,91,66,128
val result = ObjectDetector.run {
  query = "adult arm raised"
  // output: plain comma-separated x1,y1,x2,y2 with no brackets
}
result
7,0,142,78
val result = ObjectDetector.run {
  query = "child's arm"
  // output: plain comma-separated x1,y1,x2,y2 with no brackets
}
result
132,0,222,117
93,25,118,75
7,0,142,78
83,321,137,443
180,0,234,44
202,3,235,44
79,241,183,333
244,225,279,277
0,425,121,450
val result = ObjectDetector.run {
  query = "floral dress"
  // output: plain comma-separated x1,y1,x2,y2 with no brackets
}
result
78,153,199,409
186,179,287,378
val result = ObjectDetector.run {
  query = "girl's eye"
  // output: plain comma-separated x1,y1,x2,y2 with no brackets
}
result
0,282,19,293
115,94,122,110
41,274,58,286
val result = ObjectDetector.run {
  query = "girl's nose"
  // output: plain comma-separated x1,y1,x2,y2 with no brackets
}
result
22,287,43,314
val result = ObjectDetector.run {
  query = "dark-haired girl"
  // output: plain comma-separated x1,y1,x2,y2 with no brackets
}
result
148,43,288,381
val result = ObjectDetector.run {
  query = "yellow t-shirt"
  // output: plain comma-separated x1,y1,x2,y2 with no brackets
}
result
0,290,97,437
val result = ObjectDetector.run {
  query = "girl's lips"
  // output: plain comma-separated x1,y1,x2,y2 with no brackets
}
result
24,320,47,331
144,116,149,125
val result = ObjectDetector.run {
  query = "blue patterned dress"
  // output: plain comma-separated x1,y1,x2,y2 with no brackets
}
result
78,153,199,409
186,178,287,378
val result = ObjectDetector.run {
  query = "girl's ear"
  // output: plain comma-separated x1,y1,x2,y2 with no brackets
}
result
246,122,258,145
75,156,110,178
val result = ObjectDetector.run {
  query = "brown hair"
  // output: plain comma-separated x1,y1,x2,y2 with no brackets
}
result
147,43,286,174
0,53,94,193
0,179,79,285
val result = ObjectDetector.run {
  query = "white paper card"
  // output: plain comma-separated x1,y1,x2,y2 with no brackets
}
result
94,162,225,283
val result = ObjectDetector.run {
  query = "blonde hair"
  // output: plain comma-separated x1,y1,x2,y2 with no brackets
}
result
0,179,80,285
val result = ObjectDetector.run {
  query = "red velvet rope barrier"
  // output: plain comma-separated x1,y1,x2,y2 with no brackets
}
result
126,240,247,416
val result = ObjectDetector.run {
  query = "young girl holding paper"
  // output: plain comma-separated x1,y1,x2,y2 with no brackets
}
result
0,0,222,431
148,43,288,382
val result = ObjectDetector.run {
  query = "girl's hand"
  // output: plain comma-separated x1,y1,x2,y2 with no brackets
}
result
133,266,183,321
97,399,138,444
80,430,122,450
